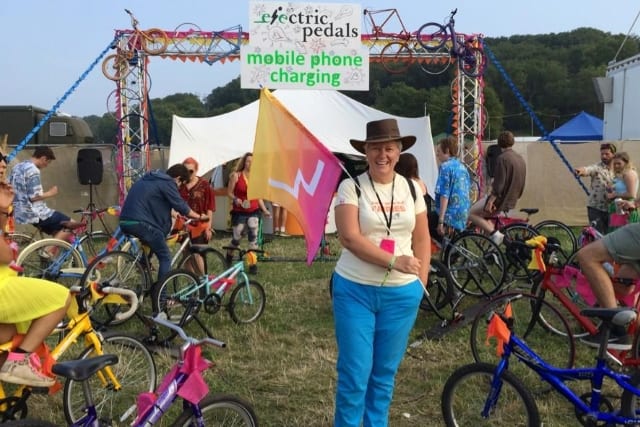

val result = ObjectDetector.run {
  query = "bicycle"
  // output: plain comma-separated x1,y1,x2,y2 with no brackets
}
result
416,8,487,77
442,304,640,426
102,9,168,81
79,217,227,328
0,284,156,425
150,246,266,345
5,316,259,426
436,228,507,298
362,8,435,75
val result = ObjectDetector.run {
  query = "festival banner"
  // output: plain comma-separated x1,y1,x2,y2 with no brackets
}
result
248,87,342,264
242,2,368,90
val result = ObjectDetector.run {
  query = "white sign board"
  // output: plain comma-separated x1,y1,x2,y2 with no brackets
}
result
241,2,369,91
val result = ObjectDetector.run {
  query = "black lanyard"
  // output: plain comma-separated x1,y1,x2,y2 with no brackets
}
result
368,172,395,235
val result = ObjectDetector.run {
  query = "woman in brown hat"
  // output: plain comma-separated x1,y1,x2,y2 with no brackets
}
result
331,118,430,426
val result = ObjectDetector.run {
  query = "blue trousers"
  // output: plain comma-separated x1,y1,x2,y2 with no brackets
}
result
332,273,423,427
120,221,171,283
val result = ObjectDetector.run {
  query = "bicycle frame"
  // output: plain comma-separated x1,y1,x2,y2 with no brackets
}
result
0,286,136,417
171,260,251,305
487,316,640,424
363,8,411,40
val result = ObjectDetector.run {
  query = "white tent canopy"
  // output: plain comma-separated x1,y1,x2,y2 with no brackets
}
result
169,89,437,197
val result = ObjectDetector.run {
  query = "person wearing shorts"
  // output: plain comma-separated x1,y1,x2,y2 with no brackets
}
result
8,146,77,241
577,219,640,350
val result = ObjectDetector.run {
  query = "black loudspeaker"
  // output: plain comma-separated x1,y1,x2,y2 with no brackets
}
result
77,148,103,185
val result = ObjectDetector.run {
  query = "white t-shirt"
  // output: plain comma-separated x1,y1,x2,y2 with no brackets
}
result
334,172,426,286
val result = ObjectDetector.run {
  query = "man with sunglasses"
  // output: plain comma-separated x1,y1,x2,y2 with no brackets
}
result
575,143,617,234
119,164,208,291
9,146,79,242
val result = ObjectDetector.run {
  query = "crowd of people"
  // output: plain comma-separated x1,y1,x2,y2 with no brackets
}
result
3,129,639,425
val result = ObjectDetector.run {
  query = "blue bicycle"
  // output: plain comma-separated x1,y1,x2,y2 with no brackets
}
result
441,301,640,425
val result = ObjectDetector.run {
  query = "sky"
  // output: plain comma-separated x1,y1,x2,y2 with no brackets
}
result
1,0,638,117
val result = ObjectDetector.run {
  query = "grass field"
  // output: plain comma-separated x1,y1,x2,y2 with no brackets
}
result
17,230,624,426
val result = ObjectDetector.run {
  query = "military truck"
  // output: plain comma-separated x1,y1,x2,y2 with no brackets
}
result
0,105,94,145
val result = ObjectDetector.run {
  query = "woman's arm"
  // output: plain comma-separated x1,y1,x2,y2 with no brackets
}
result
412,211,431,284
620,170,639,199
227,172,238,205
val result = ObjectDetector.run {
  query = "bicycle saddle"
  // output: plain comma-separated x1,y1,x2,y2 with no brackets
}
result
519,208,539,215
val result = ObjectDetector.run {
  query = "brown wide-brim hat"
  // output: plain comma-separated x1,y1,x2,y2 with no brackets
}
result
350,118,417,154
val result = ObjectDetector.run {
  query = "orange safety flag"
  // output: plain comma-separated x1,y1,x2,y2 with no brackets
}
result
485,302,512,356
248,88,342,265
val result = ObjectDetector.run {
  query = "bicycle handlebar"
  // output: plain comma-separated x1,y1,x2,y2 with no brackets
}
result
102,286,139,321
151,315,226,349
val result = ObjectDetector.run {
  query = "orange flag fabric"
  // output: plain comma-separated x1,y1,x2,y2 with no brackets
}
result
248,88,342,264
485,302,512,356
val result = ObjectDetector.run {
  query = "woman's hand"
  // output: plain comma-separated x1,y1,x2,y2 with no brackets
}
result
392,255,421,275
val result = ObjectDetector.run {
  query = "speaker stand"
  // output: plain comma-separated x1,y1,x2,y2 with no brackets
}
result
86,183,96,234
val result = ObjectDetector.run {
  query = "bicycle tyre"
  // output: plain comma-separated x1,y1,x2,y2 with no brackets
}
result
442,232,506,297
229,279,266,324
152,269,203,343
469,292,575,393
1,420,57,427
62,332,157,426
533,219,577,267
620,362,640,420
81,250,150,328
180,247,228,277
380,41,412,74
16,238,85,285
172,393,259,426
416,22,447,51
102,54,130,81
420,258,458,322
418,44,452,75
141,28,169,55
173,22,204,53
459,46,487,78
78,230,111,261
441,362,540,426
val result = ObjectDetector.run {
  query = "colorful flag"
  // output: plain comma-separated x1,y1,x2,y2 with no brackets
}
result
485,302,512,357
249,88,342,264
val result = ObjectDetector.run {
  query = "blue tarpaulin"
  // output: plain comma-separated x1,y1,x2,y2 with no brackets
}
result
540,111,603,142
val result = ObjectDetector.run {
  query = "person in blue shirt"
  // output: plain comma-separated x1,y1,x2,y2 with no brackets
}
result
119,164,207,287
429,136,471,241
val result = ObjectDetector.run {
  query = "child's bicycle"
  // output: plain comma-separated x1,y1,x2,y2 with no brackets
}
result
0,284,156,425
3,316,259,426
442,304,640,426
149,247,266,345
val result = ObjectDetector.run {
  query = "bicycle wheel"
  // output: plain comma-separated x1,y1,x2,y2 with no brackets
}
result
141,28,169,55
501,224,540,282
102,54,130,81
416,22,447,51
180,247,228,277
441,362,540,426
417,45,452,75
459,46,487,78
229,279,266,324
152,269,203,342
172,393,259,426
81,250,150,328
469,292,575,393
62,332,157,426
420,258,459,322
380,41,412,74
173,22,204,53
533,220,577,267
620,364,640,420
443,232,506,297
16,238,84,286
79,230,111,260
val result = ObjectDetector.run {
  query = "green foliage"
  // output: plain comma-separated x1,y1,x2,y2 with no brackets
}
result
83,28,640,143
